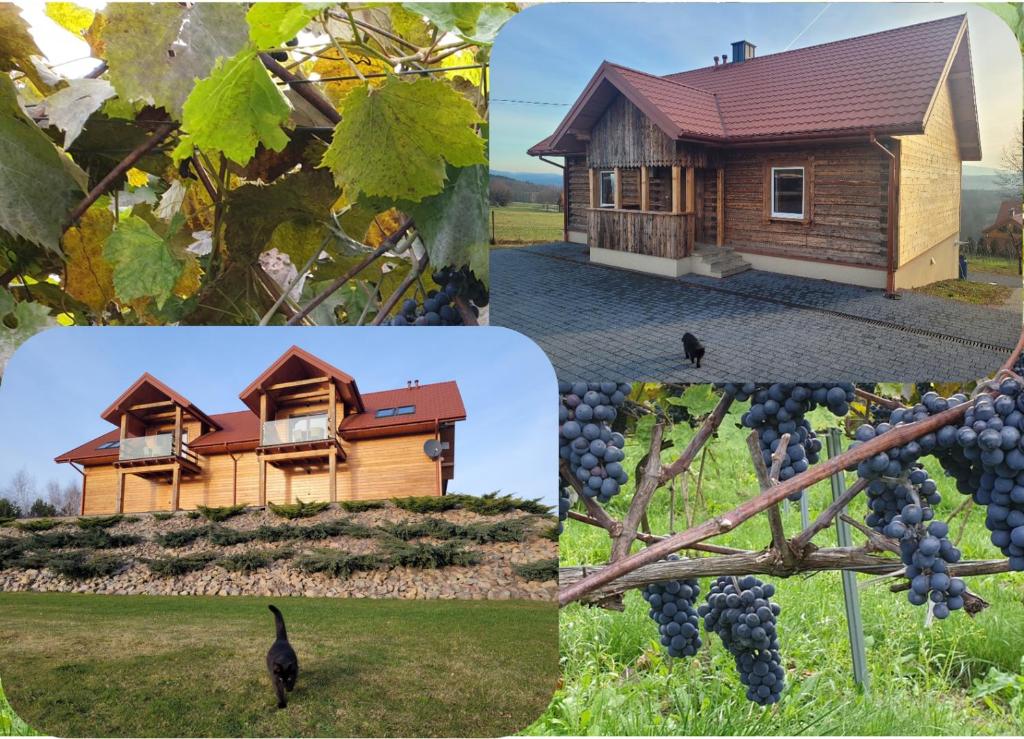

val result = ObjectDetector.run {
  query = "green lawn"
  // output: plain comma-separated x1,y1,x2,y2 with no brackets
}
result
913,279,1013,306
0,593,558,737
965,254,1021,277
530,398,1024,735
490,203,564,245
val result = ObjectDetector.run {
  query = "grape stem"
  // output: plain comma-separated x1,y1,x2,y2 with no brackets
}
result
746,431,797,570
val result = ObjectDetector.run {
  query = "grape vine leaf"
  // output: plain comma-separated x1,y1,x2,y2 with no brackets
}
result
410,165,489,282
312,49,389,106
402,3,514,43
102,215,186,309
0,4,53,92
63,201,116,313
0,77,84,252
41,78,116,148
0,291,56,371
45,2,95,36
320,75,485,202
247,3,325,49
102,3,249,117
173,48,292,166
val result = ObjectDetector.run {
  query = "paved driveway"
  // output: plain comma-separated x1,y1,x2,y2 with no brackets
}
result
490,243,1022,383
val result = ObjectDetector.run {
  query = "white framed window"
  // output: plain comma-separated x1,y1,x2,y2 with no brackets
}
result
770,166,805,220
599,170,616,208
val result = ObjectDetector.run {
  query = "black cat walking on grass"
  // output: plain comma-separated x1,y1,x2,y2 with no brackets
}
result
266,604,299,709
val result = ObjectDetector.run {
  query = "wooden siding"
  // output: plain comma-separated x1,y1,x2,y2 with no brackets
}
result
897,81,961,266
566,155,588,232
588,208,692,258
79,434,440,514
587,94,711,168
709,143,890,267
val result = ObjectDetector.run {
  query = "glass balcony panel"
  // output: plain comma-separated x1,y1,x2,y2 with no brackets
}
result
119,433,174,460
261,413,330,446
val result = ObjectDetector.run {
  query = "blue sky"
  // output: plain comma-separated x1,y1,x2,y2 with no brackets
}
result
490,2,1021,174
0,328,558,506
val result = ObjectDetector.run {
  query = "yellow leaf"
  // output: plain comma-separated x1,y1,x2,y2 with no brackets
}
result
439,48,482,87
83,10,106,58
62,204,116,312
45,2,94,36
126,167,149,188
312,49,389,106
173,255,202,297
181,181,215,232
364,208,404,246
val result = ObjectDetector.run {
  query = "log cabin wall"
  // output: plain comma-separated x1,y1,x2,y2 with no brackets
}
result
566,155,589,232
587,94,710,168
896,81,962,267
706,142,891,267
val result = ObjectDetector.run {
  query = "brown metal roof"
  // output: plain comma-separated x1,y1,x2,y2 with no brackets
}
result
99,373,221,429
238,345,365,414
532,15,981,159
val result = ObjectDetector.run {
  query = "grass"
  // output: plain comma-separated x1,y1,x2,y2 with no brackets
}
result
913,279,1012,306
0,592,558,737
528,402,1024,735
490,202,564,245
965,254,1021,277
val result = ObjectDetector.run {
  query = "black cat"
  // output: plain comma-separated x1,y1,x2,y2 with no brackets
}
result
681,332,705,368
266,605,298,709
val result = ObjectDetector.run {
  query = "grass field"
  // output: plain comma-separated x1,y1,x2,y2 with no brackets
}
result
913,279,1013,306
0,593,558,737
490,203,564,245
965,254,1021,278
528,395,1024,735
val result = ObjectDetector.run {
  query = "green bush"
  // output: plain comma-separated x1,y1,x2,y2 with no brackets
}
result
32,528,140,550
0,517,15,526
304,519,377,540
156,526,211,548
13,518,61,532
382,540,481,569
145,552,218,576
152,512,174,521
0,537,27,569
540,523,560,542
48,551,125,579
268,499,330,519
512,558,558,582
219,549,292,573
463,520,528,543
185,511,201,520
294,548,383,578
381,518,527,543
392,497,459,514
208,526,258,546
339,500,385,512
195,504,247,522
76,515,125,529
393,493,551,516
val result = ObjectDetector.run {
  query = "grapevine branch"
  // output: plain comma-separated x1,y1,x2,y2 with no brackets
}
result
747,431,797,570
609,421,665,561
259,53,341,125
369,249,428,325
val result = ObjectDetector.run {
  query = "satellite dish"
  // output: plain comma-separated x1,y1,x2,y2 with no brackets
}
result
423,439,443,459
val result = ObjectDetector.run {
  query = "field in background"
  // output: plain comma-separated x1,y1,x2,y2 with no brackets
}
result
965,254,1021,278
490,203,563,245
530,401,1024,735
0,593,557,737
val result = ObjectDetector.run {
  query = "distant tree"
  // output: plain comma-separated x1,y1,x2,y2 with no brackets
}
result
0,498,20,519
0,468,36,512
995,128,1023,200
27,498,58,518
46,479,82,517
489,180,512,207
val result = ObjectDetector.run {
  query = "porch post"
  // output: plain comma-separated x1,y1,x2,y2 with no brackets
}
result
671,165,682,213
328,382,337,503
588,169,596,208
329,449,337,503
259,457,267,507
173,405,183,457
640,166,650,211
613,166,621,208
685,166,696,213
170,464,181,512
116,472,125,514
716,167,725,247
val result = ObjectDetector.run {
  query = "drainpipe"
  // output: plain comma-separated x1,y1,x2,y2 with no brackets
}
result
870,133,899,299
218,443,240,506
70,462,85,515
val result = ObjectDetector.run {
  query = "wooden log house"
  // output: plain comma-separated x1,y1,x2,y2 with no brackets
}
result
529,15,982,291
56,346,466,515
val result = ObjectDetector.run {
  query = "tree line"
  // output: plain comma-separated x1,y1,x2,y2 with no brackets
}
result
0,468,81,519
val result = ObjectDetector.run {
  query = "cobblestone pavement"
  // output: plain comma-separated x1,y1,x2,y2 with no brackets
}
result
490,243,1022,383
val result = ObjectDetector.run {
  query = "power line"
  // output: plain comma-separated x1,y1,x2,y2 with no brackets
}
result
491,98,571,106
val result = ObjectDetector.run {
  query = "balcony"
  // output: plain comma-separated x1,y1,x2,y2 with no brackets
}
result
261,413,330,446
115,433,200,474
258,413,343,468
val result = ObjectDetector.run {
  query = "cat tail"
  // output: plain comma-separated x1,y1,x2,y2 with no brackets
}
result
268,604,287,640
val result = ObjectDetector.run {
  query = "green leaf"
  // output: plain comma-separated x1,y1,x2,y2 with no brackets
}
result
0,4,53,92
174,48,292,166
41,78,116,148
411,165,489,282
320,76,485,202
402,3,514,43
0,291,56,371
102,3,249,117
102,216,185,309
247,3,323,49
0,77,84,252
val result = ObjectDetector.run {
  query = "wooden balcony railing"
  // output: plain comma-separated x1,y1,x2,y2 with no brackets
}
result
587,208,694,260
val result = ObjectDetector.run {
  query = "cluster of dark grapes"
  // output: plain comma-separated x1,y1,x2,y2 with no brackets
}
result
559,382,632,503
720,383,855,501
643,558,702,658
884,507,966,617
949,378,1024,570
698,576,785,705
556,489,571,536
386,266,488,326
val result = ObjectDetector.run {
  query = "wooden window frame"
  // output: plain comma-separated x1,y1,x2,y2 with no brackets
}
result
763,160,814,224
598,170,616,208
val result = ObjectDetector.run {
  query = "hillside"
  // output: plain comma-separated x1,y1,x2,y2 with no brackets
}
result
0,496,558,600
490,173,561,204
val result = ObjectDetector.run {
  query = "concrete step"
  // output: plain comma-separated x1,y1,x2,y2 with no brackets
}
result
691,245,751,278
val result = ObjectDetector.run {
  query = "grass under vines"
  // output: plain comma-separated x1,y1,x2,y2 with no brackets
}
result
528,400,1024,735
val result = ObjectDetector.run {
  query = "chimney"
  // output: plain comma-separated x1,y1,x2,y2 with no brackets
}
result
713,55,720,67
722,53,728,64
731,40,756,63
407,380,412,389
414,379,420,389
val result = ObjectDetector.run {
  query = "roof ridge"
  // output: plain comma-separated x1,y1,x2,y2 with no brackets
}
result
664,13,965,77
607,60,717,98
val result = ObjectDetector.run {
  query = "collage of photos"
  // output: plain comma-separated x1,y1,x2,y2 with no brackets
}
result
0,1,1022,738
